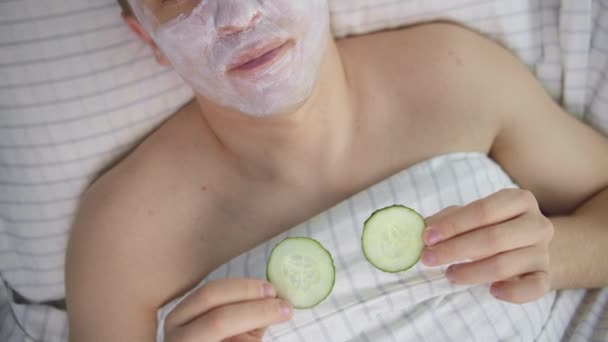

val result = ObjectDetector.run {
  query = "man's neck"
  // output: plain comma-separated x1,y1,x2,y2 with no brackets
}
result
196,38,357,186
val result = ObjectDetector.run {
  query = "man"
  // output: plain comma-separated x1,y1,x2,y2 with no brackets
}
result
66,0,608,341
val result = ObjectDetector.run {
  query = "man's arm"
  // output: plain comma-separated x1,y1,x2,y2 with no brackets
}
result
547,189,608,289
415,25,607,302
66,169,161,341
65,122,211,341
458,27,608,289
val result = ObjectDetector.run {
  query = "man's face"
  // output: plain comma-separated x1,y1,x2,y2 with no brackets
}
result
130,0,330,117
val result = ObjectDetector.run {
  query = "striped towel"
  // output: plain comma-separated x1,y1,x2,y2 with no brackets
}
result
1,1,607,341
156,153,607,342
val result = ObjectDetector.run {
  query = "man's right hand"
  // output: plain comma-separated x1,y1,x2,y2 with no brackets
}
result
164,278,293,342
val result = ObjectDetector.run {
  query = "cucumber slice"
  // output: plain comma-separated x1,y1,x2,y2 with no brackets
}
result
267,237,335,309
362,205,425,273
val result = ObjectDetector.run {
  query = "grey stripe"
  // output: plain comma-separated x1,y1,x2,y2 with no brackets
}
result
0,303,12,340
0,211,72,224
305,221,313,237
359,331,372,342
332,0,493,16
243,252,251,278
348,197,397,341
307,311,333,341
266,327,278,341
399,307,425,342
548,294,569,341
530,293,550,338
264,239,272,270
60,317,68,341
304,220,339,341
0,53,153,91
0,141,130,168
3,311,18,341
0,39,136,68
0,227,68,242
224,261,231,278
1,265,64,274
222,261,230,278
0,249,65,258
386,177,426,342
38,306,49,341
338,0,544,35
0,172,92,187
289,320,306,342
325,209,374,323
0,194,79,206
0,86,183,153
0,108,171,167
537,294,557,342
562,293,585,339
404,170,435,302
588,56,608,111
0,22,122,47
0,69,171,110
0,82,187,130
425,161,476,341
347,197,395,312
465,157,523,340
323,295,358,338
0,2,116,26
446,159,501,340
404,169,451,341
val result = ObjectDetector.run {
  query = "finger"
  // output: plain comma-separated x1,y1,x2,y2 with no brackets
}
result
178,298,292,341
490,272,551,304
421,212,552,266
248,327,267,339
422,206,461,246
165,278,276,330
424,189,539,246
425,205,461,223
444,245,549,285
224,328,267,342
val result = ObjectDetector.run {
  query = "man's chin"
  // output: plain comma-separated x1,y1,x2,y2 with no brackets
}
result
194,77,316,117
232,92,311,118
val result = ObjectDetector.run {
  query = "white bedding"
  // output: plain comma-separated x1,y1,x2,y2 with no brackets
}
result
155,152,603,342
0,0,607,340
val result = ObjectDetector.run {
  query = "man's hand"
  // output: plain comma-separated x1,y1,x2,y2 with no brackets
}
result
165,278,293,342
422,189,554,304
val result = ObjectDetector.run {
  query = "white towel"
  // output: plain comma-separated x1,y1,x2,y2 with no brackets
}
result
153,152,586,342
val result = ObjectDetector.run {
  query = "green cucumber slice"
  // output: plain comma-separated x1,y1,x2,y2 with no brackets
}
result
362,205,425,273
266,237,335,309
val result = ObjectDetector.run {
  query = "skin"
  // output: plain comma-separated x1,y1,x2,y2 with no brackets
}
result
65,3,608,341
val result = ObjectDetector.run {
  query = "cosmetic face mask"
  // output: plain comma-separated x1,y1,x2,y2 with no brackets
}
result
129,0,330,117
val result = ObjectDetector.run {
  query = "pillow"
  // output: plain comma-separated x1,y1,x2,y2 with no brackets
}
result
0,0,606,340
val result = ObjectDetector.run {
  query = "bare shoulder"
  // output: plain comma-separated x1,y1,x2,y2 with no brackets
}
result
338,22,505,94
339,22,514,152
66,102,214,340
340,22,608,214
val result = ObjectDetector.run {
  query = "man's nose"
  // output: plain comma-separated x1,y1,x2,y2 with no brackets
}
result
215,0,262,37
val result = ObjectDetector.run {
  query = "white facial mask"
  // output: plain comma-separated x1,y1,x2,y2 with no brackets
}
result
129,0,330,117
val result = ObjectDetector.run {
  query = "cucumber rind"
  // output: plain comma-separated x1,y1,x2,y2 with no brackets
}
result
266,237,335,309
362,205,426,273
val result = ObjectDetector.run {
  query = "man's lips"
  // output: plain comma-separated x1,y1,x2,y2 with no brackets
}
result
227,40,291,72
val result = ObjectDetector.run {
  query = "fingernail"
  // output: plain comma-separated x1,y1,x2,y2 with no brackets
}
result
280,301,293,318
425,228,441,246
445,265,455,283
263,283,276,298
490,283,502,298
421,249,437,266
